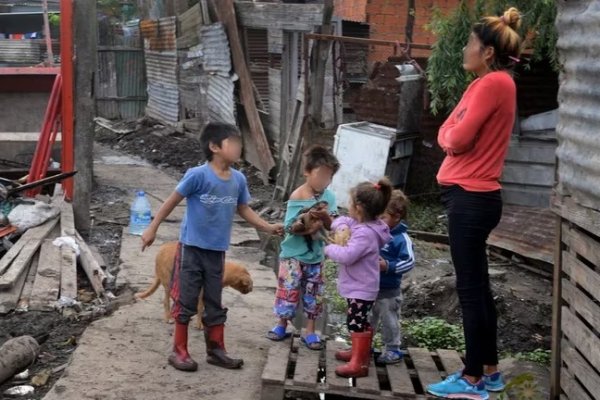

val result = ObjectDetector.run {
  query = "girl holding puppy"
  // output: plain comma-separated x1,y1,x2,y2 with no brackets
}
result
325,178,392,378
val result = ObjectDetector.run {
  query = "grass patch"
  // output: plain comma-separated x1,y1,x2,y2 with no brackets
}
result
403,317,465,352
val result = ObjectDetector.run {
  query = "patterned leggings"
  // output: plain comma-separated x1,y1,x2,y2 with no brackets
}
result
274,258,324,320
346,298,374,333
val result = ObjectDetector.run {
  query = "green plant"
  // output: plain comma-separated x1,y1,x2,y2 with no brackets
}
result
426,0,558,115
515,348,551,366
48,13,60,27
403,317,465,352
498,373,543,400
322,259,346,315
407,198,447,234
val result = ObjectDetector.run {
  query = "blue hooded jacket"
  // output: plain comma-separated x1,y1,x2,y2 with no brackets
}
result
379,222,415,290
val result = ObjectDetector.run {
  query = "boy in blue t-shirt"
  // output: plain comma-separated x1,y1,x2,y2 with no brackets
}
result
142,122,283,372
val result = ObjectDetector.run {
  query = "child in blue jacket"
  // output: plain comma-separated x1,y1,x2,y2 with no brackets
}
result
371,189,414,364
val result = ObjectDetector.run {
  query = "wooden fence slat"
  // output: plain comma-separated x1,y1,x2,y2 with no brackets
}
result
561,306,600,372
293,345,320,388
436,349,464,377
409,348,442,390
562,339,600,397
562,279,600,331
562,222,600,267
354,358,380,394
325,345,351,390
261,343,290,385
29,240,62,311
561,367,593,400
386,361,415,396
562,250,600,303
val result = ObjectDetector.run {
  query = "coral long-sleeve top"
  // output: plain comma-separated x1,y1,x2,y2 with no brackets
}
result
436,71,516,192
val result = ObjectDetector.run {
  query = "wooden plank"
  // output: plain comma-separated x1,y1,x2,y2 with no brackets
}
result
386,360,416,396
29,240,62,311
408,348,442,390
293,345,320,388
75,230,105,296
261,343,290,385
59,246,77,302
0,235,27,275
355,358,380,395
16,252,40,312
0,218,59,289
550,217,563,400
235,2,324,31
436,349,464,377
210,0,275,180
562,222,600,267
561,306,600,371
0,255,32,314
325,345,351,390
562,250,600,303
562,339,600,397
562,279,600,331
60,200,76,237
561,367,593,400
555,196,600,240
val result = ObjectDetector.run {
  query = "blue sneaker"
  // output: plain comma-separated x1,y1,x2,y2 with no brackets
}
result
484,372,506,392
427,375,490,400
376,350,403,364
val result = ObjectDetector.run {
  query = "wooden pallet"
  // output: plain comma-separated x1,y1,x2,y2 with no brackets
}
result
261,336,503,400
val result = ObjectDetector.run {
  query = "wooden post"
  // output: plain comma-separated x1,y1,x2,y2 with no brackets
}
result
550,214,563,399
42,0,54,66
72,0,97,234
307,0,333,133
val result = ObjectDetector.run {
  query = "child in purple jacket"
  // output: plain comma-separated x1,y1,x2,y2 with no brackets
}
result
325,178,392,379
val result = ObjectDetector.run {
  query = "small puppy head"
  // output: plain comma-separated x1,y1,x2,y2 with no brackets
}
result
232,271,253,294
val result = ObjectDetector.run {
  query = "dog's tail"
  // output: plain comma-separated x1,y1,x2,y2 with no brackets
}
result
135,276,161,300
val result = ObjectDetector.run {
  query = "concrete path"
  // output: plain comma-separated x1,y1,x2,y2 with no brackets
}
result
44,146,280,400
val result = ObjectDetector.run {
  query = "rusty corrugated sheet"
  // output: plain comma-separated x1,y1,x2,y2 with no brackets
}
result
199,23,231,73
141,17,178,125
0,40,41,64
555,1,600,211
245,27,269,112
488,205,556,265
141,17,177,52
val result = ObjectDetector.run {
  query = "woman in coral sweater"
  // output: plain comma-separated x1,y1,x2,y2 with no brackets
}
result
427,8,523,400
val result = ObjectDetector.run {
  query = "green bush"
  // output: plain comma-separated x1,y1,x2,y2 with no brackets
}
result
404,317,465,352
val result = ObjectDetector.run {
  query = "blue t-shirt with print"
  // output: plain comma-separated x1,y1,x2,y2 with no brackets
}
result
176,163,250,251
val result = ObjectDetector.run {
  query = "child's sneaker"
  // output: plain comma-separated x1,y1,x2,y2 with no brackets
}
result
483,372,506,392
376,350,403,364
427,375,490,400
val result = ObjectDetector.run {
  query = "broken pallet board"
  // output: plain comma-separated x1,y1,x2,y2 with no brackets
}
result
260,340,505,399
59,201,78,302
0,218,59,289
16,252,40,312
29,240,62,311
0,254,34,314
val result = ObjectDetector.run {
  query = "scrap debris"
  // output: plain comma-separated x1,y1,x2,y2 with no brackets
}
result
0,184,113,316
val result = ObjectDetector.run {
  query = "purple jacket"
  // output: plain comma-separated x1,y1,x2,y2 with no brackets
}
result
325,216,392,301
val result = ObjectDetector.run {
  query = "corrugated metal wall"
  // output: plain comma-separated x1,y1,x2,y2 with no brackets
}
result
0,40,42,65
141,17,179,125
553,2,600,399
96,20,146,120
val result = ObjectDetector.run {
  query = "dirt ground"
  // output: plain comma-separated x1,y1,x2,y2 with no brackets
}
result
403,240,552,354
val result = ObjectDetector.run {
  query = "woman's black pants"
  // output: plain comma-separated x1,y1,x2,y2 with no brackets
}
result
441,185,502,377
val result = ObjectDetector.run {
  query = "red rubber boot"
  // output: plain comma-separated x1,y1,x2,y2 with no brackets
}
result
204,324,244,369
335,326,373,362
168,322,198,371
335,331,372,378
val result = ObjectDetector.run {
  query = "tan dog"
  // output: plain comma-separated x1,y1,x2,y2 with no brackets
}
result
135,242,253,330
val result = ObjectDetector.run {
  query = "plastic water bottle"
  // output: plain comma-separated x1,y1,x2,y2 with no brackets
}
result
129,191,152,236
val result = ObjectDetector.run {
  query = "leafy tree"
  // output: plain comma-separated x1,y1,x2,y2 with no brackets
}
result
426,0,558,115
